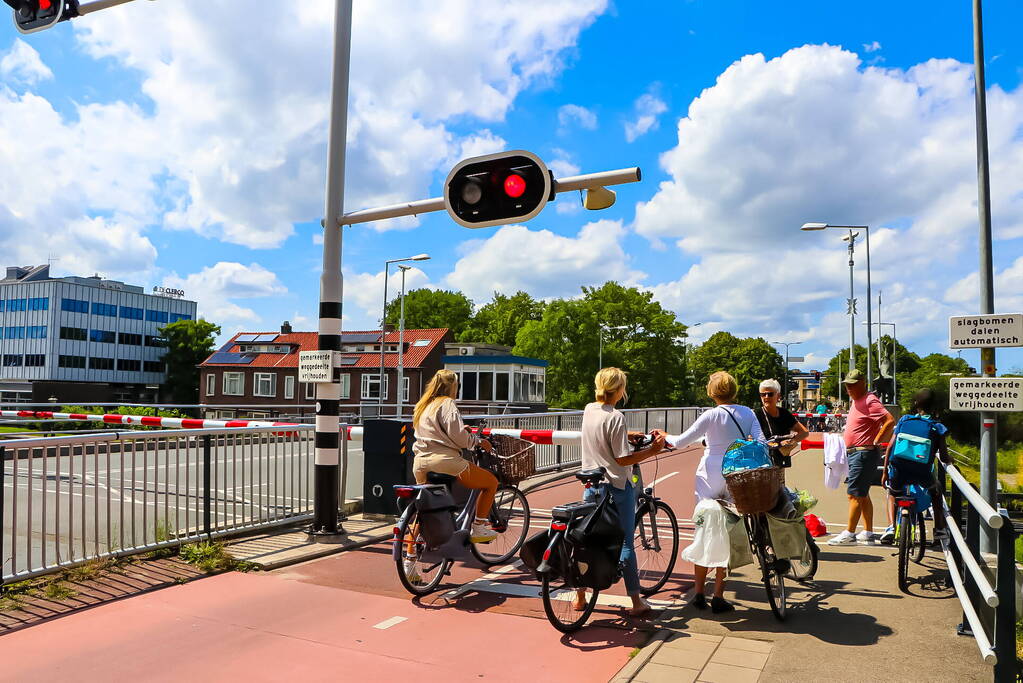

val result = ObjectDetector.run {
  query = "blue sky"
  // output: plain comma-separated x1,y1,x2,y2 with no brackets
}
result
1,0,1021,375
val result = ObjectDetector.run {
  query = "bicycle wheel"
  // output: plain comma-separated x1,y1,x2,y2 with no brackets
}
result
634,500,679,595
897,512,912,592
787,529,819,582
912,512,927,564
469,485,531,566
541,575,599,633
395,509,449,596
754,517,786,621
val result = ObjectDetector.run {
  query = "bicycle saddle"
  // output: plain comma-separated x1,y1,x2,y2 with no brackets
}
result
574,467,606,484
426,472,457,487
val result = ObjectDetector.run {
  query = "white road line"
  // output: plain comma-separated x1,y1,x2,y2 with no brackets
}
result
372,616,408,630
650,471,679,487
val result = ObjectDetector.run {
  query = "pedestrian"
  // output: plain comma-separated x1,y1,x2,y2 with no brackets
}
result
654,371,764,613
574,367,665,617
827,370,895,545
879,389,951,543
755,379,809,468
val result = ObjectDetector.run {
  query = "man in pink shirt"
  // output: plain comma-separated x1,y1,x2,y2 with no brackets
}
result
828,370,895,545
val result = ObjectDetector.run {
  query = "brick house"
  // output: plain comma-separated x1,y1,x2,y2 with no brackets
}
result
198,323,452,420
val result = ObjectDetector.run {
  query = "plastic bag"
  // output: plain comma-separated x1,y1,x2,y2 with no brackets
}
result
790,489,819,516
681,499,731,568
804,513,827,537
722,439,773,475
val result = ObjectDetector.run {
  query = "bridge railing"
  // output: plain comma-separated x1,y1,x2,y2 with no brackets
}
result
0,425,316,584
938,455,1018,681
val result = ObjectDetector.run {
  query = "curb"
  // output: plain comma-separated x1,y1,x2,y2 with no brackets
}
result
609,607,683,682
244,531,390,571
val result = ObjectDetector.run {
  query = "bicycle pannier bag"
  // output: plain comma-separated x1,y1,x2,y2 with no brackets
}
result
567,491,624,547
569,542,620,590
891,415,937,466
415,485,457,548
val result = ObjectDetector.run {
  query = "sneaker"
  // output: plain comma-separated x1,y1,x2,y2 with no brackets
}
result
402,557,422,585
828,530,857,545
856,530,876,544
879,526,895,545
470,521,497,543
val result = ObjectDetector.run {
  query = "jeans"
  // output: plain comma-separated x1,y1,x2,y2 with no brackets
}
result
583,481,639,595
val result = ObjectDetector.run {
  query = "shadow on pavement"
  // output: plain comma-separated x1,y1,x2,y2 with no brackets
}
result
902,556,955,600
817,549,886,563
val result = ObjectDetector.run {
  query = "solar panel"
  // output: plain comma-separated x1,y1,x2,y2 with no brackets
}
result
341,333,380,343
337,356,358,366
235,334,258,342
207,351,255,365
253,334,278,343
412,339,431,347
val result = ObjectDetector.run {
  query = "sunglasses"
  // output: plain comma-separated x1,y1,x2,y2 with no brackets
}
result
760,392,776,397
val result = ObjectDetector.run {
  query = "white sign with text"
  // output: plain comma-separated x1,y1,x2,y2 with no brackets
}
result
949,377,1023,412
298,350,336,383
949,313,1023,349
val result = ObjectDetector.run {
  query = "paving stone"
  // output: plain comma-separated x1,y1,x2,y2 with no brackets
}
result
697,661,762,683
709,646,769,670
720,636,773,653
633,662,700,683
650,643,713,670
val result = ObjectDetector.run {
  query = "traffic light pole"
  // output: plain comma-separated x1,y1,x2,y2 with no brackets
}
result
311,0,353,536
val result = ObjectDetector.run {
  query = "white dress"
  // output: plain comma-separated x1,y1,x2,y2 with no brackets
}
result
667,405,766,501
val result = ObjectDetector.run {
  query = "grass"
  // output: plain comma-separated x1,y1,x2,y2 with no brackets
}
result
43,582,77,601
179,541,256,574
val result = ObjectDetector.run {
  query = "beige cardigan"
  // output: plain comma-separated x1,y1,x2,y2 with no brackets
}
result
412,398,479,473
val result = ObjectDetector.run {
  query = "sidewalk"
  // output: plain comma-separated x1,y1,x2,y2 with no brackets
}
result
615,446,989,683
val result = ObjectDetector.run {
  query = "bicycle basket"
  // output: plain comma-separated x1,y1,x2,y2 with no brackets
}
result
724,466,784,515
476,434,536,485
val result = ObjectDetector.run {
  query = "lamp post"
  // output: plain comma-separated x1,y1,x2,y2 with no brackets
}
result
395,265,413,418
801,222,874,391
771,341,803,409
378,254,429,414
598,324,630,369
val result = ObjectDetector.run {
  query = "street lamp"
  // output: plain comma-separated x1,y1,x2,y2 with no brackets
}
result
598,324,630,369
801,222,874,391
771,340,803,409
395,264,415,418
378,253,430,413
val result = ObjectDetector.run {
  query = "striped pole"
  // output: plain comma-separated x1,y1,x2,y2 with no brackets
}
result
311,0,353,536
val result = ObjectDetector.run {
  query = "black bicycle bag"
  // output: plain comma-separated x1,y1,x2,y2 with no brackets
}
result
415,485,457,548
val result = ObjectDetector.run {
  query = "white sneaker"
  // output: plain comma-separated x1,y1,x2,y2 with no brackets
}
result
828,530,857,545
856,530,876,544
471,521,497,544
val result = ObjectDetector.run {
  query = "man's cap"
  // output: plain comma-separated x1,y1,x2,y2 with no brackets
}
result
843,369,865,384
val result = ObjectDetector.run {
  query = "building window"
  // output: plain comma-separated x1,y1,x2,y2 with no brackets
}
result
58,355,86,369
340,373,351,399
117,359,142,371
89,357,114,370
496,372,510,401
144,335,167,347
403,376,410,403
119,305,144,320
89,329,116,343
223,372,244,396
144,360,166,373
91,302,118,317
24,354,45,367
284,375,295,400
4,298,27,312
60,326,87,341
27,297,48,311
146,310,169,323
3,354,23,367
461,371,478,400
206,374,216,397
304,382,315,400
360,374,388,400
169,313,192,322
61,298,89,313
26,325,47,339
118,332,143,346
254,373,276,397
4,326,25,339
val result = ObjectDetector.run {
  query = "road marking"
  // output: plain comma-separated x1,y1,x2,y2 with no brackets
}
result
650,471,679,486
372,616,408,630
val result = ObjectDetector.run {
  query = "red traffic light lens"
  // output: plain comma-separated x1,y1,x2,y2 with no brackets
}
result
503,173,526,198
39,0,52,8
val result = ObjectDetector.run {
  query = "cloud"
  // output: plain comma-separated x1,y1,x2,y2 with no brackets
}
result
547,147,581,178
944,255,1023,313
558,103,598,132
0,39,53,85
624,90,667,142
863,41,882,53
445,219,643,302
343,266,433,325
162,262,286,330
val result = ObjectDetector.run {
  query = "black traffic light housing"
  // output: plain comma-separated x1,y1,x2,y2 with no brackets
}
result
5,0,74,34
813,371,821,382
444,150,552,229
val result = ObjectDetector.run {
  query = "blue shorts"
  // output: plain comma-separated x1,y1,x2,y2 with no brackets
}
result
846,447,880,497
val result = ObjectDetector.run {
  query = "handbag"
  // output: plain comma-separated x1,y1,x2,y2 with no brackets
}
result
721,407,772,475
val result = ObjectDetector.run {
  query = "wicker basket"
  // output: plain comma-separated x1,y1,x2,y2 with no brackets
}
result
476,434,536,486
724,467,784,515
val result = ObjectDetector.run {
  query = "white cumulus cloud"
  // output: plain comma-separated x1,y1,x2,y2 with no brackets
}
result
162,262,286,331
624,90,667,142
0,39,53,85
558,103,598,132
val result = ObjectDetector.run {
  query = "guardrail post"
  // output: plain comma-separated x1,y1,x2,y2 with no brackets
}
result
994,519,1017,683
555,414,562,468
202,435,212,539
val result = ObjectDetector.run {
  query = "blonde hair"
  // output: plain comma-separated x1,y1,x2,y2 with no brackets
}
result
707,371,738,403
413,369,458,429
595,367,628,404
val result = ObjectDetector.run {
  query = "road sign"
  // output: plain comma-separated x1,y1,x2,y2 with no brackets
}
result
806,381,820,389
787,356,805,363
299,350,335,383
949,313,1023,349
948,377,1023,412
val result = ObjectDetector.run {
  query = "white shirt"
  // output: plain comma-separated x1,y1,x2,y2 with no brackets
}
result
667,405,765,500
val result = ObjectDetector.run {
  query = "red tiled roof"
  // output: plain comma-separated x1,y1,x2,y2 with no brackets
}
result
200,329,449,369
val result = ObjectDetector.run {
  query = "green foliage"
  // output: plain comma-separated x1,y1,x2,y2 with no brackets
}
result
384,288,474,338
514,282,689,408
822,336,920,400
160,319,221,404
687,332,786,407
458,291,545,347
43,581,77,601
178,541,254,573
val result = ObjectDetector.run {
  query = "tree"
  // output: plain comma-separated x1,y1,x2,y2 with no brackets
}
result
458,291,545,347
688,332,786,407
384,289,473,338
822,337,921,402
161,319,221,404
514,282,689,408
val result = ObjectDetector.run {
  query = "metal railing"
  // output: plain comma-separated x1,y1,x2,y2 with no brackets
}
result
0,424,316,584
938,455,1018,681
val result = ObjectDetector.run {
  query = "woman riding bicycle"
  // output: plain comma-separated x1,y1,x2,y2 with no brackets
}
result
574,367,665,617
412,369,496,544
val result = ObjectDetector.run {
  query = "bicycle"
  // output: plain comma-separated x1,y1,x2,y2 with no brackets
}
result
886,484,927,593
763,433,819,584
392,445,531,596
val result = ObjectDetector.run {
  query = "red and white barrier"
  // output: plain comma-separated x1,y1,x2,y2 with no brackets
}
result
0,409,297,430
793,412,846,419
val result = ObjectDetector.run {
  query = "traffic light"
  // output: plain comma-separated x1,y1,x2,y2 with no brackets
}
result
444,150,552,229
4,0,69,34
814,371,821,382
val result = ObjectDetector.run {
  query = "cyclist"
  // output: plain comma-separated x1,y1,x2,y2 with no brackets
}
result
879,388,951,543
574,367,665,617
412,369,496,544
